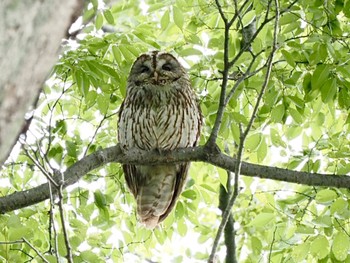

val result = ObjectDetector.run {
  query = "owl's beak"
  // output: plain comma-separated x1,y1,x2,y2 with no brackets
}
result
153,71,159,82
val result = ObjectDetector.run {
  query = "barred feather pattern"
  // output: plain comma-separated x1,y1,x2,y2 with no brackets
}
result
118,51,201,228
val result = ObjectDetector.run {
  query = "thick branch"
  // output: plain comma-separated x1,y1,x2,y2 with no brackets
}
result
1,144,350,213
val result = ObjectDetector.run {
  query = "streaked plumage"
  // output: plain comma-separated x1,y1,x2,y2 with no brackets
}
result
118,51,201,228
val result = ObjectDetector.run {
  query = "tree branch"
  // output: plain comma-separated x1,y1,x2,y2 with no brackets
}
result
219,183,236,263
22,238,50,263
1,144,350,214
209,1,280,260
0,238,50,263
206,0,233,147
57,183,73,263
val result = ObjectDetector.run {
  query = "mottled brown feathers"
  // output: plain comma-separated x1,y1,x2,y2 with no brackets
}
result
118,51,201,228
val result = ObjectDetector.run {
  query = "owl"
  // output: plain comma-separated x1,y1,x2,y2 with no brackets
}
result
118,51,202,229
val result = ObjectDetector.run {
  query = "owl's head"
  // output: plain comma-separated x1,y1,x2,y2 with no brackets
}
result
128,51,187,87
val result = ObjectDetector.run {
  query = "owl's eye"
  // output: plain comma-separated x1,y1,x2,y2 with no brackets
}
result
162,63,172,71
140,65,150,73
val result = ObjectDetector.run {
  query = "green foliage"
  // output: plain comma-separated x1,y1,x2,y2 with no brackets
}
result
1,0,350,262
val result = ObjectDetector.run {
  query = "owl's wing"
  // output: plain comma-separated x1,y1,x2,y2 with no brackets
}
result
122,164,140,197
158,163,189,223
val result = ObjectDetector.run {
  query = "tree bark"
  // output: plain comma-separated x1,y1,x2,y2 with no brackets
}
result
219,184,236,263
0,0,83,165
1,145,350,214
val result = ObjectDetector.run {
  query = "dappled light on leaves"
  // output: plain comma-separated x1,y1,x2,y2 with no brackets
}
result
1,0,350,262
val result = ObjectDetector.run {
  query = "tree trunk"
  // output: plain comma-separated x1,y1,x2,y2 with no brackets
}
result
0,0,83,165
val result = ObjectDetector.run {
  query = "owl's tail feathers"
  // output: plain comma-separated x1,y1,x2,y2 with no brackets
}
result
137,170,177,229
140,215,161,229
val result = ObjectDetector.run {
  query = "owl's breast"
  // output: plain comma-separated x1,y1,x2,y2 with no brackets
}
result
118,87,200,151
135,103,178,150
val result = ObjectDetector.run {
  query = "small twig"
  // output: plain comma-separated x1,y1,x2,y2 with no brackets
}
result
22,238,50,263
215,0,228,23
0,239,50,263
0,240,24,245
228,0,298,69
207,0,294,147
224,50,264,106
13,249,34,261
206,0,234,147
22,146,59,188
83,114,108,157
57,176,73,263
45,76,72,157
242,0,280,141
48,180,60,260
268,227,278,262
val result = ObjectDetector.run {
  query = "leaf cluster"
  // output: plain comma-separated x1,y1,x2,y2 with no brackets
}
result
1,0,350,262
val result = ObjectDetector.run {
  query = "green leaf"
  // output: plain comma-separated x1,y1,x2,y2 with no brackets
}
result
147,3,166,12
181,189,197,200
332,231,350,261
270,128,287,147
292,242,310,261
251,236,262,254
338,87,350,108
53,120,67,134
271,104,285,123
281,49,295,67
232,112,249,125
279,13,298,25
80,250,100,261
288,108,303,124
245,133,262,151
315,189,337,204
8,226,33,240
74,70,90,97
112,45,122,63
330,198,348,214
344,0,350,18
97,93,109,114
177,218,187,236
175,201,185,219
161,10,170,30
311,64,330,90
313,215,332,227
178,48,202,56
85,90,97,108
90,0,98,9
247,213,275,228
320,78,337,103
94,190,107,208
173,6,184,30
310,235,329,259
217,168,228,190
95,12,104,30
103,9,115,25
287,127,302,142
119,45,134,62
257,137,267,162
296,224,315,234
66,141,77,158
200,184,216,193
303,72,312,93
242,10,255,27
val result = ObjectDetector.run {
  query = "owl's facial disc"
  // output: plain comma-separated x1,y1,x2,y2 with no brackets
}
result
131,52,183,86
